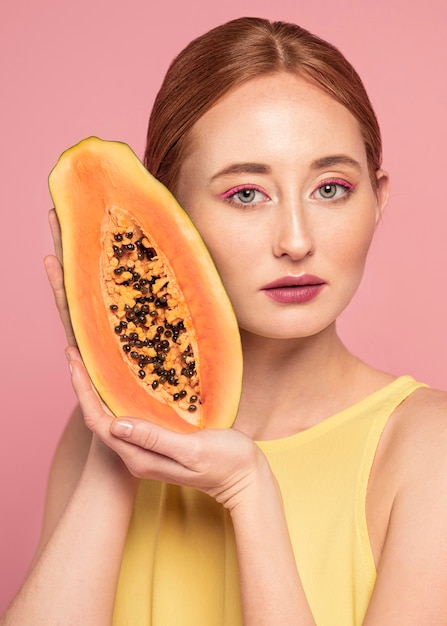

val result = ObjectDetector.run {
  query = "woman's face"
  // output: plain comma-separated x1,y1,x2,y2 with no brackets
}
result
175,73,389,340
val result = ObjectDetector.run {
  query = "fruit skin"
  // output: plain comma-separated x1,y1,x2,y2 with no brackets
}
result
48,137,242,433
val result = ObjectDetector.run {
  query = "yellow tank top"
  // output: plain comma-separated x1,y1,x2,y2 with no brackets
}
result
113,376,425,625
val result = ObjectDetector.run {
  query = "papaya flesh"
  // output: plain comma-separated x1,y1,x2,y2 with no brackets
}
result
48,137,242,433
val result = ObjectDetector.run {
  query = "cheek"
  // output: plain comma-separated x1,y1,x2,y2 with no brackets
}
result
330,214,377,280
199,225,247,284
179,203,239,279
191,218,259,305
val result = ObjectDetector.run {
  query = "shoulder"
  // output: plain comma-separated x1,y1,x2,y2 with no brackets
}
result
367,383,447,549
400,382,447,415
389,383,447,456
383,380,447,487
359,367,447,460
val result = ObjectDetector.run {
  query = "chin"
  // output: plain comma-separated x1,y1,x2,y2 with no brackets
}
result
239,320,335,342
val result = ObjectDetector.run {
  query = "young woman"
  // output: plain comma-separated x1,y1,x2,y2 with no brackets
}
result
3,17,447,626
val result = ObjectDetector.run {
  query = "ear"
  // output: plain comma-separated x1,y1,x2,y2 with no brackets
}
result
374,169,390,225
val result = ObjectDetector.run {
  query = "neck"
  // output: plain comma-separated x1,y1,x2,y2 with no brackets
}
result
234,324,376,440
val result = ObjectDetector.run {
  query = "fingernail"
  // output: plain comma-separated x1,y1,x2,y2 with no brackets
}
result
111,419,133,438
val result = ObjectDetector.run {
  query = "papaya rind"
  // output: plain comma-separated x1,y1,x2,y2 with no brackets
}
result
48,137,242,433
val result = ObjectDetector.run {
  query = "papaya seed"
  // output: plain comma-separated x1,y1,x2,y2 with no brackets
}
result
103,209,202,416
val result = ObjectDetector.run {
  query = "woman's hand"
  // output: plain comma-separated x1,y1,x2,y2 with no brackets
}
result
44,208,76,346
66,345,264,511
43,208,261,511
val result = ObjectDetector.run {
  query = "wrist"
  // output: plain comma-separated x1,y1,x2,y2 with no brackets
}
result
85,434,139,498
225,448,279,514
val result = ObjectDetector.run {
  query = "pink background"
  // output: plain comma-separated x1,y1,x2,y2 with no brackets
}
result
1,0,446,612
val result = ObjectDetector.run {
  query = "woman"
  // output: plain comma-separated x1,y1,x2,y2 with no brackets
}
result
2,17,447,626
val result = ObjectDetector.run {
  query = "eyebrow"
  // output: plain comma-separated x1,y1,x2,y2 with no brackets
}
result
209,154,362,184
209,162,271,182
310,154,362,170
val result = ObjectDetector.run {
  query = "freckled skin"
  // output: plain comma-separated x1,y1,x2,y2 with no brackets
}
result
176,73,389,341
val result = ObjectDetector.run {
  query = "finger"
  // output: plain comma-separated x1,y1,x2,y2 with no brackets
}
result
67,352,191,481
66,346,114,415
66,346,114,432
65,347,158,480
44,254,77,346
109,417,204,483
48,208,63,263
110,416,201,468
111,417,187,453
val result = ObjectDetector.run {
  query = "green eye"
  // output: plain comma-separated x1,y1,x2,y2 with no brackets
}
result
313,180,354,201
319,184,337,198
220,185,270,207
237,188,257,203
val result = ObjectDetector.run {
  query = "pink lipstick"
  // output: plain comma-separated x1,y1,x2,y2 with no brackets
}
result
261,274,325,304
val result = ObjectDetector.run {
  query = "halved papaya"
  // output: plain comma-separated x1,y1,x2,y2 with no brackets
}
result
49,137,242,433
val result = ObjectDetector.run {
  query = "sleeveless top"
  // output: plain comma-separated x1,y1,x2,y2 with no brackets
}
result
112,375,426,625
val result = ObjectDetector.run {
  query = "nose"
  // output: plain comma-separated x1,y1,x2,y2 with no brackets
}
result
272,201,314,260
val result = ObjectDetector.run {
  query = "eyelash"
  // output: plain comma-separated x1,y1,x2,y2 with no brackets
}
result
219,178,356,207
219,184,269,207
311,178,355,201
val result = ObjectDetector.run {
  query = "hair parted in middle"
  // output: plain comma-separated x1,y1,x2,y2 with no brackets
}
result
145,16,382,193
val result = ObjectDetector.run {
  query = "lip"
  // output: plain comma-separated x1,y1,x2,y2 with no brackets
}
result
261,274,326,304
262,274,325,289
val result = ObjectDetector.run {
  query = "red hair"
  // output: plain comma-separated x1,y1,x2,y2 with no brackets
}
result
145,17,382,191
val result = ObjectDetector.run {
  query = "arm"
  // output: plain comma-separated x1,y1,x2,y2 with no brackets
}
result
54,355,447,626
38,209,315,623
35,404,91,560
364,388,447,625
1,406,137,625
0,219,138,624
59,349,317,626
229,460,315,625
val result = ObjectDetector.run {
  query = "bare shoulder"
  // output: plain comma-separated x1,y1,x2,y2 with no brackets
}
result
379,384,447,489
389,384,447,464
400,383,447,417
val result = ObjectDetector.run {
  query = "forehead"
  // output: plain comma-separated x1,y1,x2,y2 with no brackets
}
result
184,73,367,171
